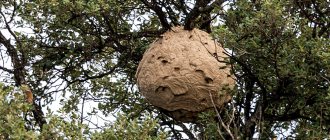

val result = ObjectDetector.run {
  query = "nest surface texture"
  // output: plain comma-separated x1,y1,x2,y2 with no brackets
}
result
136,27,234,122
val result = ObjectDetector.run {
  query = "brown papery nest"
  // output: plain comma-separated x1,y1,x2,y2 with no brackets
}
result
136,27,235,122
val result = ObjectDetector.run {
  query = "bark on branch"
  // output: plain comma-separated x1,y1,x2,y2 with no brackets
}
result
0,27,46,131
140,0,171,30
184,0,225,31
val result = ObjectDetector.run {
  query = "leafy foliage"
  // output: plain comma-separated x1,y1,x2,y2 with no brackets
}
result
0,0,329,139
92,113,167,140
0,84,35,139
213,0,330,138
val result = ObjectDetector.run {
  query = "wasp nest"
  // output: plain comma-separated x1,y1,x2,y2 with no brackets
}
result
135,27,235,122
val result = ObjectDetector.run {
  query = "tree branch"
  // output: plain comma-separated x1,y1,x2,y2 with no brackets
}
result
0,14,47,130
184,0,225,30
0,32,25,85
263,109,311,121
0,65,13,73
0,10,23,49
184,0,211,30
176,122,196,140
172,0,188,15
140,0,171,29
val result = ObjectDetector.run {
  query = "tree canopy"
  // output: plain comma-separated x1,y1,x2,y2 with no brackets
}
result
0,0,329,139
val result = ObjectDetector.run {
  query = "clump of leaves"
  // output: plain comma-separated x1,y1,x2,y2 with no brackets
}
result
0,84,36,139
92,113,167,140
197,111,222,140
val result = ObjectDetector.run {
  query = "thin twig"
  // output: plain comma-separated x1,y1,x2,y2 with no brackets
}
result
0,65,13,73
209,91,235,140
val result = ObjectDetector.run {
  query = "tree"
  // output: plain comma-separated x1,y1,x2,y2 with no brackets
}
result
0,0,329,139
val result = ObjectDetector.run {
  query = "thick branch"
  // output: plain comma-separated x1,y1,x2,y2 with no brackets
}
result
242,101,261,139
140,0,171,29
0,32,25,85
184,0,211,30
0,65,13,73
172,0,188,15
0,19,47,131
184,0,225,30
176,122,196,140
163,2,180,26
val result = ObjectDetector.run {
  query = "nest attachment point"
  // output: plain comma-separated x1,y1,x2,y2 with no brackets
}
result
135,27,235,122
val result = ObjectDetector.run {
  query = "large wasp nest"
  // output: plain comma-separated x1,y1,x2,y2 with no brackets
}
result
135,27,235,122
